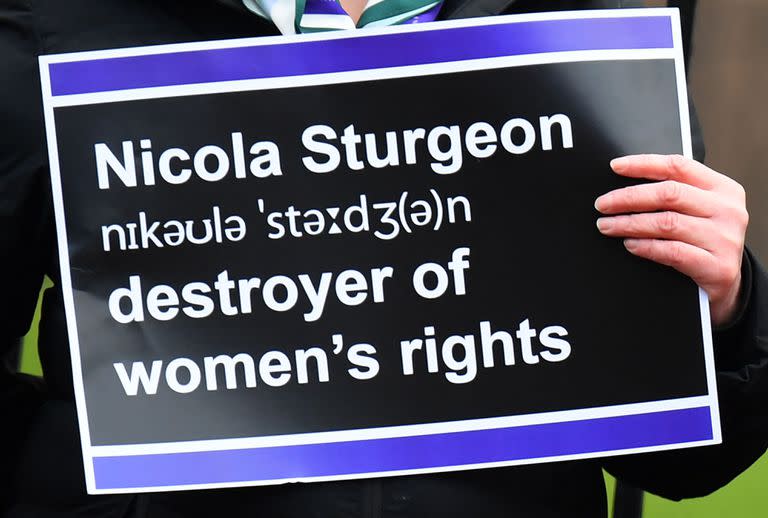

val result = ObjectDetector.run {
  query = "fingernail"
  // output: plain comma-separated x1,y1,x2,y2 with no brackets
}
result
594,195,607,212
611,157,629,172
596,218,612,232
624,238,640,251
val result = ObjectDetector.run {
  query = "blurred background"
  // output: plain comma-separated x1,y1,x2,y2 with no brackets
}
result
16,1,768,517
610,1,768,517
647,0,767,259
685,0,768,262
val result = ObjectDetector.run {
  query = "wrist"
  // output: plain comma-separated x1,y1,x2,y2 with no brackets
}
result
710,269,744,328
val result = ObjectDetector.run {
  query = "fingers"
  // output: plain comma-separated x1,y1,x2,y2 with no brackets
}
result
622,238,720,285
609,154,721,191
597,212,715,251
595,180,716,217
597,154,749,326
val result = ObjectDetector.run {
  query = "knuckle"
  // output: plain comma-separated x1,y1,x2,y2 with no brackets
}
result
658,181,682,205
657,211,680,234
722,176,747,198
667,154,687,177
726,204,750,229
620,215,641,235
666,242,685,267
735,182,747,203
736,206,750,228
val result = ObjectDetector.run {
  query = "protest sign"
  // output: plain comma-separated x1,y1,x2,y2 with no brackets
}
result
40,8,720,494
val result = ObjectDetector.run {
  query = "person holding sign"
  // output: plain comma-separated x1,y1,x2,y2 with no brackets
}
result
1,0,767,517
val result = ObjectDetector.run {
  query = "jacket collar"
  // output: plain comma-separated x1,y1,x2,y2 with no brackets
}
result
213,0,520,21
439,0,517,20
441,0,641,20
214,0,251,13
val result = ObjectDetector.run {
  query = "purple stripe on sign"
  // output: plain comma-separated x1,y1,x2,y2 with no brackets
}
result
92,406,711,490
49,16,673,96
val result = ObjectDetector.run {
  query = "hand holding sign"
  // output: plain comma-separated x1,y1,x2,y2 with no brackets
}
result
595,154,749,327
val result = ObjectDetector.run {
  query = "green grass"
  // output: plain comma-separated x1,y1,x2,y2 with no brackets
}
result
19,277,51,376
20,281,768,515
643,453,768,517
604,451,768,517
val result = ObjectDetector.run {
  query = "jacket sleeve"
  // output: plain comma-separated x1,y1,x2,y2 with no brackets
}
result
0,0,50,502
605,249,768,500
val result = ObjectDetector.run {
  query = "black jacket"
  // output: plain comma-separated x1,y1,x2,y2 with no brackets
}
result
2,1,768,516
